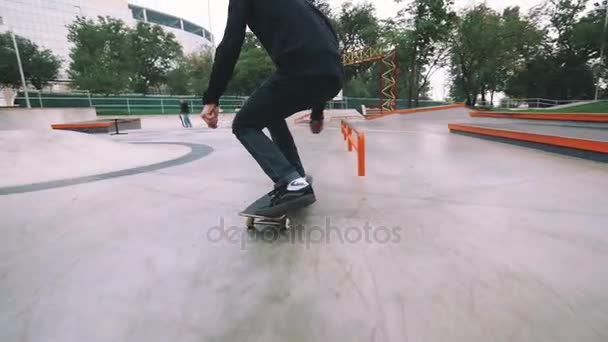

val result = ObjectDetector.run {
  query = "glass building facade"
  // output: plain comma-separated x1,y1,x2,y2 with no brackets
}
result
127,4,214,52
0,0,214,80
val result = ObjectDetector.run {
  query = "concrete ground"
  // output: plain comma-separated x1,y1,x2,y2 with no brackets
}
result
1,108,608,342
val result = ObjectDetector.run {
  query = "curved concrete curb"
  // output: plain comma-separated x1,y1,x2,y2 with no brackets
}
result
0,142,214,195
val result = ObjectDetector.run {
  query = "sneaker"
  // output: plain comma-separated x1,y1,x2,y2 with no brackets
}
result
256,178,316,217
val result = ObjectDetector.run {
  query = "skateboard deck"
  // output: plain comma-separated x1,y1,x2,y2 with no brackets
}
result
239,176,313,230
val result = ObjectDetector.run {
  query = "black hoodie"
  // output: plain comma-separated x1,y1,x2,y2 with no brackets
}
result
203,0,343,105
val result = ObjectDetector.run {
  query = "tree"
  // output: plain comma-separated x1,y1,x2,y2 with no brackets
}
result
334,1,382,96
168,35,274,97
343,64,381,97
483,7,544,103
572,7,608,62
505,54,595,100
0,33,61,89
391,0,456,107
67,16,133,95
448,5,543,105
166,49,214,96
337,1,381,53
130,22,183,94
166,61,191,95
187,49,215,96
504,0,600,100
449,5,502,105
308,0,332,17
226,33,275,95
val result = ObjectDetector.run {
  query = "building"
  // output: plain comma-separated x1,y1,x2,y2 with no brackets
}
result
128,2,214,54
0,0,214,80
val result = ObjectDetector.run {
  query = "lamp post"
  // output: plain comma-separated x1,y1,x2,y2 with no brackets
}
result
596,0,608,101
1,20,31,108
208,0,215,62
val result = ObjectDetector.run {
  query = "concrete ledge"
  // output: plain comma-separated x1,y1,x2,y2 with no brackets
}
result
52,118,142,134
448,124,608,153
449,123,608,162
470,111,608,122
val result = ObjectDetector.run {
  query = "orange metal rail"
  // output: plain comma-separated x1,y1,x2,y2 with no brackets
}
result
448,123,608,153
341,120,366,176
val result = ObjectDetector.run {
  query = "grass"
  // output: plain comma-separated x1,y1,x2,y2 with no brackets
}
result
490,101,608,114
525,101,608,113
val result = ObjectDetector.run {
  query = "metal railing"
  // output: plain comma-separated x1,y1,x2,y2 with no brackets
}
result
341,120,366,177
13,95,247,115
12,93,445,115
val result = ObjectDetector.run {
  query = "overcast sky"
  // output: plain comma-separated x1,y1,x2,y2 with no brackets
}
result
136,0,545,39
134,0,547,99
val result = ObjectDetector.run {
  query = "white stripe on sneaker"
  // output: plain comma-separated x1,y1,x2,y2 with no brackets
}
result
287,177,309,191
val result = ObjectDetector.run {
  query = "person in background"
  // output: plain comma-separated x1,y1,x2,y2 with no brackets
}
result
179,98,193,128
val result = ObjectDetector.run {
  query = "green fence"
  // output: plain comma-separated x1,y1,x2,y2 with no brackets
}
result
15,93,446,115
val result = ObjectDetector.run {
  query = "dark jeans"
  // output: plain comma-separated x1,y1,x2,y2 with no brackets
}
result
232,72,342,186
180,113,192,128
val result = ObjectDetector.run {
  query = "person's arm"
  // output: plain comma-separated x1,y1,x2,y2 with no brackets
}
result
203,0,249,105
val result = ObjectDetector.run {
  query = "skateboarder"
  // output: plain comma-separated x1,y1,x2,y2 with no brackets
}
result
201,0,343,217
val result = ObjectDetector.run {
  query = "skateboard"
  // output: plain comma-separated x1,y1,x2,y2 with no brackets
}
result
239,176,313,231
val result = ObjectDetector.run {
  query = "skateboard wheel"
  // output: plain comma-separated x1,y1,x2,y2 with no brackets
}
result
245,217,255,229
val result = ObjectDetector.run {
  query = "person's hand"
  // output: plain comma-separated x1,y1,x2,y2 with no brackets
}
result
310,119,324,134
201,104,219,129
310,112,324,134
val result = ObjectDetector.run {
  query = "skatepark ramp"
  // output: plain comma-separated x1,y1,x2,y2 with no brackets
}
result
0,108,96,130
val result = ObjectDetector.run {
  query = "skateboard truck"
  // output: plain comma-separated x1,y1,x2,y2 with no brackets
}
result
242,215,293,231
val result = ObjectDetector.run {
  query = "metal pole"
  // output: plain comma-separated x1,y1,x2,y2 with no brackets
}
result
358,132,366,177
596,4,608,101
10,31,30,108
208,0,215,62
